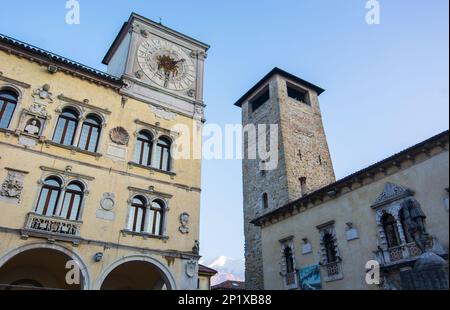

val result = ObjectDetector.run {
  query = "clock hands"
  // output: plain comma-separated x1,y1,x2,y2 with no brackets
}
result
155,55,186,87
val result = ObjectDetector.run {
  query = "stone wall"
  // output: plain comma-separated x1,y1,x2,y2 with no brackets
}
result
241,74,335,289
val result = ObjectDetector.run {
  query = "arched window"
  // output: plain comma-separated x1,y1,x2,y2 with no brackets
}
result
0,89,18,129
155,137,171,171
35,177,62,216
382,213,400,248
149,200,164,236
59,182,84,221
53,108,79,145
78,114,101,152
262,193,269,209
128,196,146,233
323,233,337,263
284,246,295,274
133,131,153,166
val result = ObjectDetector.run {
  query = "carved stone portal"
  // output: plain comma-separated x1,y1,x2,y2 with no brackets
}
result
0,170,26,203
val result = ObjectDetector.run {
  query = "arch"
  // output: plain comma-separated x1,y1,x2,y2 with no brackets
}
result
0,84,23,100
94,255,176,290
0,87,19,129
0,242,91,290
78,114,102,152
56,104,83,118
53,107,80,146
155,136,172,171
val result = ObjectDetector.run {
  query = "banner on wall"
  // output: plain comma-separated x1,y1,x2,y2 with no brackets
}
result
299,264,322,290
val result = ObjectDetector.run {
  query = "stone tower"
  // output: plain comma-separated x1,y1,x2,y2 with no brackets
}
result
234,68,336,289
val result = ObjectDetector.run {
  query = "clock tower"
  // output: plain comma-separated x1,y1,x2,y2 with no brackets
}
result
102,13,209,120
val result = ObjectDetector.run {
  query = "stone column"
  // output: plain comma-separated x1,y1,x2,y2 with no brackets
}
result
151,138,159,168
72,116,85,147
394,214,407,245
54,186,67,217
143,204,151,233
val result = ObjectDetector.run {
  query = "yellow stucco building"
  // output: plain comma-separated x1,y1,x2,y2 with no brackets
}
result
0,13,209,290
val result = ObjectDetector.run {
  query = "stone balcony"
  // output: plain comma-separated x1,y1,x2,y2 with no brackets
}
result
24,212,82,237
323,261,343,282
282,271,299,290
374,242,422,266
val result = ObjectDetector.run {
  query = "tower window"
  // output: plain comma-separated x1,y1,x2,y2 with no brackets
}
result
323,233,338,263
250,88,270,112
287,83,308,104
262,193,269,209
300,177,307,197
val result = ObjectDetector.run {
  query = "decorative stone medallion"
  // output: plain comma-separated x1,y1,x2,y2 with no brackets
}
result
100,193,115,211
179,212,190,234
185,260,197,278
109,127,130,146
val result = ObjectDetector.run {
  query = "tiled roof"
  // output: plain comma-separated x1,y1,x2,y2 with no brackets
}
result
0,33,122,86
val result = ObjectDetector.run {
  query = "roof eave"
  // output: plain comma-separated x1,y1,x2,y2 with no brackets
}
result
233,67,325,108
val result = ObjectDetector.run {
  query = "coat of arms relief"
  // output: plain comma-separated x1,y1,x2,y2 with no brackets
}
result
0,170,26,203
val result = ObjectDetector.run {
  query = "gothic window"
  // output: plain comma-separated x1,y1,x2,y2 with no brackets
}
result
284,246,295,274
149,200,164,235
35,177,62,216
53,108,79,146
155,137,171,171
78,114,102,152
59,182,84,221
128,196,147,233
0,89,18,129
323,233,337,263
262,193,269,209
382,213,400,248
250,88,270,112
133,131,153,166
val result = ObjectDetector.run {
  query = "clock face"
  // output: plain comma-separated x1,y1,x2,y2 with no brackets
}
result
137,39,196,91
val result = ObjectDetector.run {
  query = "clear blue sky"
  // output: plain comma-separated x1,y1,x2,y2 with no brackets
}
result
1,1,448,260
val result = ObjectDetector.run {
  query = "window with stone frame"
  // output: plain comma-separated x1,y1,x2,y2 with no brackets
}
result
52,108,79,146
279,237,299,289
286,83,309,104
78,114,102,153
250,87,270,113
0,89,18,129
317,222,343,282
381,213,401,248
133,130,154,166
35,176,87,221
128,196,147,233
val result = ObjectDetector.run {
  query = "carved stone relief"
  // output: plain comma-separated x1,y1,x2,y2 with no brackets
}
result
185,260,197,278
100,193,116,211
149,105,176,121
179,212,190,234
0,170,27,203
109,127,130,146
